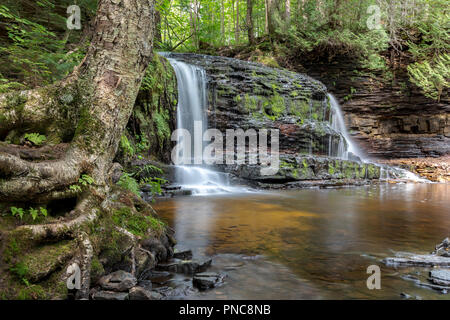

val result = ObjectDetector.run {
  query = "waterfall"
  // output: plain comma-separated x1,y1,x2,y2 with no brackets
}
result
162,54,248,195
328,94,364,161
327,94,429,182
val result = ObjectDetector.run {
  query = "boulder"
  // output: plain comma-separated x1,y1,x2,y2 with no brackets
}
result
99,270,137,292
193,272,226,290
173,249,193,260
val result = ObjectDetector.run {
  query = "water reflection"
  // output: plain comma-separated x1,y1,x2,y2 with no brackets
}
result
154,184,449,299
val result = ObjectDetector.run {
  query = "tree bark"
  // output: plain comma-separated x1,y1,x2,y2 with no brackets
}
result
235,0,240,44
246,0,255,44
221,0,225,41
0,0,155,203
0,0,179,301
285,0,291,22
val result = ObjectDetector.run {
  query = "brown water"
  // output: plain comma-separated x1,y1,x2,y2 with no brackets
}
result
154,183,450,300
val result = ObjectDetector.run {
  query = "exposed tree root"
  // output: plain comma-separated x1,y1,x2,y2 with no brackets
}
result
0,152,84,202
17,193,99,241
75,232,94,300
0,0,160,300
0,143,69,161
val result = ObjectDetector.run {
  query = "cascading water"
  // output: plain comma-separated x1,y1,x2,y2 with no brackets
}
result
328,94,364,160
162,54,248,195
328,94,429,182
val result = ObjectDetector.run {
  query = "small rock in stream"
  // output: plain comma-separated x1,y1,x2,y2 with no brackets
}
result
193,272,226,290
173,249,193,260
156,258,212,275
429,269,450,287
98,270,137,292
400,292,412,299
93,291,129,300
129,286,161,300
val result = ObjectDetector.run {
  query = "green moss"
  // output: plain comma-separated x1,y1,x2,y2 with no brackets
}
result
116,173,140,197
328,162,335,175
120,134,135,157
153,109,171,148
90,256,105,281
263,93,285,120
18,240,75,283
16,285,46,300
4,228,34,265
112,207,165,237
291,100,310,118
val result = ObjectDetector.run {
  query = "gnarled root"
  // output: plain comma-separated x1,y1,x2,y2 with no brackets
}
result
74,232,94,300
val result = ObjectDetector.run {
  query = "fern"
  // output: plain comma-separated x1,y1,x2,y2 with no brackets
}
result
24,133,46,146
117,173,141,197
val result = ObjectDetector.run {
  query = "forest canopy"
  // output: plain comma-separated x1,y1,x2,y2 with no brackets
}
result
0,0,448,100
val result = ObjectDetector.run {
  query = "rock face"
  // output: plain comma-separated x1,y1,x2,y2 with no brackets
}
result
161,53,387,186
165,53,345,157
222,154,381,187
301,57,449,159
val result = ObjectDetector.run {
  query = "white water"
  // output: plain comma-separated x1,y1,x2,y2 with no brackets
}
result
328,94,365,160
328,94,429,182
164,54,249,195
162,53,427,187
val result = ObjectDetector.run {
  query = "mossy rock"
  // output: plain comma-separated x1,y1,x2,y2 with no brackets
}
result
13,240,75,283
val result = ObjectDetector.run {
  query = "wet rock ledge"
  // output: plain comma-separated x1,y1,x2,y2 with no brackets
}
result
384,238,450,295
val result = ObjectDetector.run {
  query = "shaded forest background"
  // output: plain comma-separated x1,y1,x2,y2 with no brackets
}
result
0,0,448,100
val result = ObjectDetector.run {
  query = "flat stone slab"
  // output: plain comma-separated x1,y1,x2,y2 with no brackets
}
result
156,259,212,275
401,274,449,293
93,291,129,300
129,286,162,300
383,254,450,267
429,269,450,286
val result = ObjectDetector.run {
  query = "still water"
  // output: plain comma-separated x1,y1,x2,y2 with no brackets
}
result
153,184,449,300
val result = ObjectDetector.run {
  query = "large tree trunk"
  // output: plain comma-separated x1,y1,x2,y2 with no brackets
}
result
235,0,240,44
246,0,255,45
1,0,155,202
0,0,174,300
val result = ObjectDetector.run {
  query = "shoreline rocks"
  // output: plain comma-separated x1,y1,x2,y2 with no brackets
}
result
383,238,450,295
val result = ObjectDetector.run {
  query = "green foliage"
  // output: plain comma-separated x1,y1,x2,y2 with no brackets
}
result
10,206,48,221
408,53,449,101
141,177,167,198
24,133,46,146
112,207,165,237
120,135,135,157
78,174,94,186
135,134,151,154
117,173,140,197
10,207,24,219
0,3,86,88
69,174,94,193
10,262,28,284
152,111,171,149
